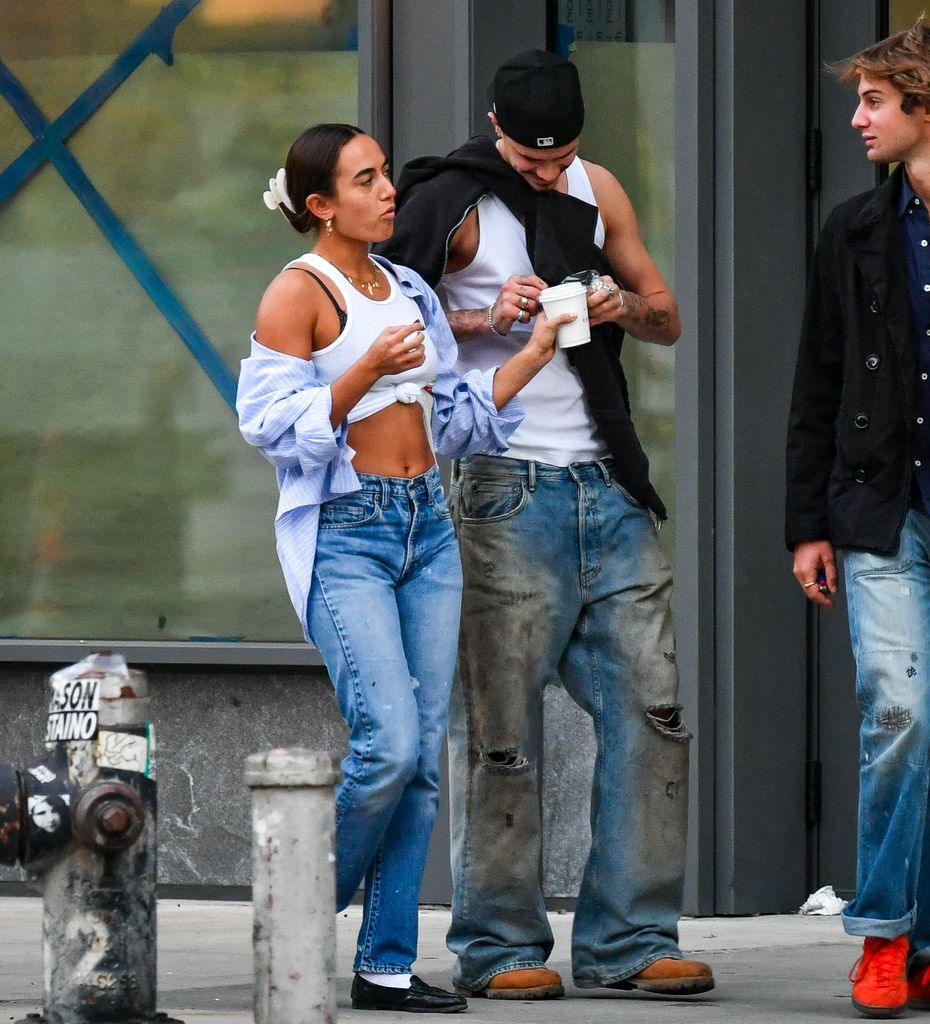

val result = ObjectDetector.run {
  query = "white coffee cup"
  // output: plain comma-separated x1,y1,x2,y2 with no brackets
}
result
538,281,590,348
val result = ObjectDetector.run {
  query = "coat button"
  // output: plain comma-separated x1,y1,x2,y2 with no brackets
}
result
855,468,867,483
855,413,870,429
866,354,880,370
870,300,880,313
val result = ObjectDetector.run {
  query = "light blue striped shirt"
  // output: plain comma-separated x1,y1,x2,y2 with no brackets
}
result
237,256,523,644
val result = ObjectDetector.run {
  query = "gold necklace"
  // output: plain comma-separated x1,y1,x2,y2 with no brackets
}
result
310,251,383,296
340,269,382,297
323,256,382,297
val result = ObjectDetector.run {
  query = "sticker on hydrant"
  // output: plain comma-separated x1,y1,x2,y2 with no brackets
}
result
95,731,148,774
44,654,121,743
46,677,100,742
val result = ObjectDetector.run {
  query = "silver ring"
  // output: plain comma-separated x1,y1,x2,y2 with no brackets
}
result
518,308,529,322
607,286,616,300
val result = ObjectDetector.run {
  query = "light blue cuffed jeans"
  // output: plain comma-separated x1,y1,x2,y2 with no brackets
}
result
843,508,930,968
307,466,462,975
446,454,691,991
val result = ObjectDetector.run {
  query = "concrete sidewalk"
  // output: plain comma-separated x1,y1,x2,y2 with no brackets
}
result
0,898,867,1022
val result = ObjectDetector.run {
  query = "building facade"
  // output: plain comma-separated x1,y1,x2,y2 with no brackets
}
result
0,0,915,912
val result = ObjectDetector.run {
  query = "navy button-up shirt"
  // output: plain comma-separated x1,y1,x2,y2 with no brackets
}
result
898,174,930,510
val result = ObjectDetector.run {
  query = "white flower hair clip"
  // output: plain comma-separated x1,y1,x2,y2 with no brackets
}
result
263,167,296,215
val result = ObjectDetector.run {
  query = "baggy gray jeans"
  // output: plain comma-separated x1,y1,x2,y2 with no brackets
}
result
445,454,690,990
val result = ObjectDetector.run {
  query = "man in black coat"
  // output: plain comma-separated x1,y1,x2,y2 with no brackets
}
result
786,18,930,1019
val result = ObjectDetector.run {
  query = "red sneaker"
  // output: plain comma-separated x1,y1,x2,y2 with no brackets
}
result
908,960,930,1010
849,936,908,1018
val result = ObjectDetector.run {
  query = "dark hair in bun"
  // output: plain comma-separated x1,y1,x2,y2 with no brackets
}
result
280,123,365,234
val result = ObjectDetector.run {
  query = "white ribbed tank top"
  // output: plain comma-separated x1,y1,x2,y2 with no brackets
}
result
291,253,438,424
436,157,608,466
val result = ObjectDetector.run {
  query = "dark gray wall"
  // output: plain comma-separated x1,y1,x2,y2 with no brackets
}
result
676,0,815,915
0,666,454,903
0,660,607,905
675,0,718,916
711,1,811,912
390,0,472,170
390,0,547,170
811,0,881,901
0,665,346,893
818,0,880,220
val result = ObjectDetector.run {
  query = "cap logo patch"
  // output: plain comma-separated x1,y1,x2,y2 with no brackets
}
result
537,136,554,147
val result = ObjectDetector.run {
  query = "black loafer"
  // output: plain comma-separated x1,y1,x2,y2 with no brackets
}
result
351,973,468,1013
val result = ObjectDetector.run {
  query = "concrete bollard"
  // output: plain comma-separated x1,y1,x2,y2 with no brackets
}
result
245,748,340,1024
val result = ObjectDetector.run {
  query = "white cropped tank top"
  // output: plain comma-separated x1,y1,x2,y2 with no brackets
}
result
290,252,439,424
436,157,609,466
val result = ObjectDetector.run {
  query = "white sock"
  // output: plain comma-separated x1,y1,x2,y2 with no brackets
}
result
359,971,412,989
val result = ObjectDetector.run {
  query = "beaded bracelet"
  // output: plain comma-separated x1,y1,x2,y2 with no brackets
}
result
487,303,507,337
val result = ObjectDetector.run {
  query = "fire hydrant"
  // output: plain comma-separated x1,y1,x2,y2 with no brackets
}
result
0,653,181,1024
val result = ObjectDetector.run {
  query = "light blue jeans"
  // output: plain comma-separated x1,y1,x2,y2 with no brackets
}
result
843,508,930,966
446,455,691,990
307,467,462,974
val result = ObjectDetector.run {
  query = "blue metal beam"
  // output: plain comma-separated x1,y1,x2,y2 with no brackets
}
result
0,0,238,411
0,0,199,199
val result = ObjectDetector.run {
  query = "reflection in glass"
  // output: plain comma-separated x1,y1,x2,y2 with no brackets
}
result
557,0,676,560
890,1,926,32
0,1,358,641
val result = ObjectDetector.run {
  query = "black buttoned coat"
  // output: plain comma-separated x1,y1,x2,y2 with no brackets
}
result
786,164,918,553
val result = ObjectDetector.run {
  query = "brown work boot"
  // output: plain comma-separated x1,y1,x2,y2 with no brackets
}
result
610,957,715,995
458,967,564,999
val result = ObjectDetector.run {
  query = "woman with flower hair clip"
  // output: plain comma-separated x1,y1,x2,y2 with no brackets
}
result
236,123,572,1014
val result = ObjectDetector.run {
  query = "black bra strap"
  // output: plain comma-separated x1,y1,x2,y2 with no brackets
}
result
286,266,348,331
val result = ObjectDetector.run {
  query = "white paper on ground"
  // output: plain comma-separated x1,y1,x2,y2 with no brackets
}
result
798,884,848,915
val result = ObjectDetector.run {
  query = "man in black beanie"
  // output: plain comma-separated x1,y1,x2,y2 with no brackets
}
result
377,49,713,1002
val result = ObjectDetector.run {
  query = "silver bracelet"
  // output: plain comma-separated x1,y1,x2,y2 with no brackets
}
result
487,303,506,337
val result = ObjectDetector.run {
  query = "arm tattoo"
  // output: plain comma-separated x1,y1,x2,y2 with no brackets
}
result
446,308,487,341
622,291,671,332
644,306,671,329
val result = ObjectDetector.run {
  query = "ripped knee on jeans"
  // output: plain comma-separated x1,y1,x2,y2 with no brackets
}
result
647,704,691,741
478,746,529,770
876,705,913,732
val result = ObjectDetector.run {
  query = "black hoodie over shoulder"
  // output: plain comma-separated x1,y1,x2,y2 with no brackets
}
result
375,135,665,519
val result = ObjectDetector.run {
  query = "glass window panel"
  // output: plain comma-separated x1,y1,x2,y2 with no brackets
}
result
0,1,357,119
0,3,153,122
0,102,33,171
0,165,298,642
0,0,358,643
558,0,676,560
69,46,358,366
890,1,925,31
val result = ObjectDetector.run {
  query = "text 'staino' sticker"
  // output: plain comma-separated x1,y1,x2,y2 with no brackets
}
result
46,676,100,743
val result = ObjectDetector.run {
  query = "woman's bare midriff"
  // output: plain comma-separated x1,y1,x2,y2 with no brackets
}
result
348,401,435,477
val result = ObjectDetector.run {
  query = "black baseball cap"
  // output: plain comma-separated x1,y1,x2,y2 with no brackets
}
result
489,49,585,150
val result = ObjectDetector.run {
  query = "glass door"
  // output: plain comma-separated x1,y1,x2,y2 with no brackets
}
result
554,1,677,563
